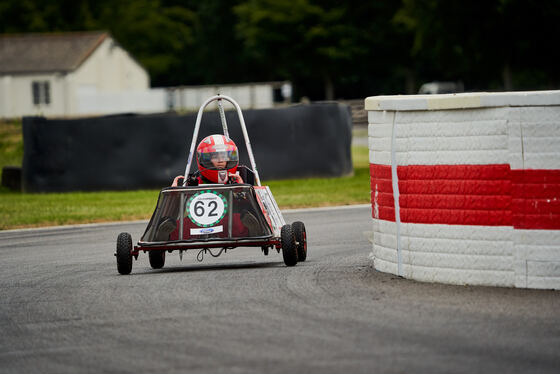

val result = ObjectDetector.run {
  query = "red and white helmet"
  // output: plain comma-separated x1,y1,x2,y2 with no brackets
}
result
196,134,239,183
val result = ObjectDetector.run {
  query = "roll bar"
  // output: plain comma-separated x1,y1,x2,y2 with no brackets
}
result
183,94,261,186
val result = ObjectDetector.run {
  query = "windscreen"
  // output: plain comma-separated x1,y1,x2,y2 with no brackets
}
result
140,185,272,243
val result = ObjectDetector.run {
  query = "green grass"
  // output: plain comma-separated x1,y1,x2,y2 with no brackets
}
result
267,165,370,208
0,189,160,230
0,119,24,174
0,122,370,230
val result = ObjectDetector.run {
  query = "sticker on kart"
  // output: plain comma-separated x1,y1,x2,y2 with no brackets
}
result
186,190,228,227
190,226,224,235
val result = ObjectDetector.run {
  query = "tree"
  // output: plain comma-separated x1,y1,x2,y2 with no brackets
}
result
2,0,558,94
0,0,99,33
155,0,265,85
235,0,356,99
394,0,560,91
97,0,196,86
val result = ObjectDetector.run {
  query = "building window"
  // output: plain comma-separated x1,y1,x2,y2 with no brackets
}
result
32,81,51,105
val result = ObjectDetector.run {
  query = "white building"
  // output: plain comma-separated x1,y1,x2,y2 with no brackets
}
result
0,31,150,118
166,81,292,112
0,31,293,118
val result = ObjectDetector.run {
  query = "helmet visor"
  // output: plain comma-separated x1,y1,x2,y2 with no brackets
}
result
198,149,238,170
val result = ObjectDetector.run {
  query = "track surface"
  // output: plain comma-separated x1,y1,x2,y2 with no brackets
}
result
1,205,559,373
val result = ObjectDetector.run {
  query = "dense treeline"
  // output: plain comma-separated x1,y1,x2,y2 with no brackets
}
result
1,0,559,100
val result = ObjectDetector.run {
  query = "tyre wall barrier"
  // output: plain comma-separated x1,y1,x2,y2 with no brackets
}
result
22,102,352,192
365,90,560,290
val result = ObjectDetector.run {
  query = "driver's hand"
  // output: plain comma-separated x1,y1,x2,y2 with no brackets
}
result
171,175,185,187
229,172,243,184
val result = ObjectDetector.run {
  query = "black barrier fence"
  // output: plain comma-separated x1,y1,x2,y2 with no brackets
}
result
22,102,352,192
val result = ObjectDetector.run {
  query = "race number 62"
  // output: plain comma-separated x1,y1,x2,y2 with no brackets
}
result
188,192,226,227
193,200,218,217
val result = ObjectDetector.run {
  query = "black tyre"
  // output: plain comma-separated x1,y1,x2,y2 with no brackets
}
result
292,221,307,262
116,232,133,275
149,250,165,269
281,224,298,267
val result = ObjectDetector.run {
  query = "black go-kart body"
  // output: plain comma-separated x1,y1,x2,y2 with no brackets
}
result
115,95,307,275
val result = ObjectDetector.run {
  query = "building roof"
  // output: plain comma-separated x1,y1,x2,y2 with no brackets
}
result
0,31,108,75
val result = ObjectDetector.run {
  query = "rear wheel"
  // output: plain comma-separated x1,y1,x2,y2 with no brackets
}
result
281,224,298,267
292,221,307,262
116,232,133,275
149,250,165,269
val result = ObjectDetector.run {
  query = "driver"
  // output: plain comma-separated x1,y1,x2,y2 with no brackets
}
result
172,134,243,186
169,134,260,237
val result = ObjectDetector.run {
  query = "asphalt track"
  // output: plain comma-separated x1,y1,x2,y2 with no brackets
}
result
0,205,558,373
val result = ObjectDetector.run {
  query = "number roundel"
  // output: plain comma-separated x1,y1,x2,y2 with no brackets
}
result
187,190,227,227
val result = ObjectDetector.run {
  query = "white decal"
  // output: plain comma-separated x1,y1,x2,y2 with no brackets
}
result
187,191,227,227
190,226,224,235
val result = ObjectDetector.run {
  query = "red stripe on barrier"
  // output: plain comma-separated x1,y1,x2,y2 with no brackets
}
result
512,169,560,229
370,164,560,229
400,208,512,226
370,163,393,179
399,164,511,180
512,170,560,184
370,164,395,221
400,194,511,210
399,180,511,195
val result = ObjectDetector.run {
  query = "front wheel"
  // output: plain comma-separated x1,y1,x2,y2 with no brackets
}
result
281,224,298,267
149,250,165,269
116,232,133,275
292,221,307,262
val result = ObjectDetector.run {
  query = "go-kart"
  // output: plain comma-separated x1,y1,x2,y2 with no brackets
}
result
115,94,307,275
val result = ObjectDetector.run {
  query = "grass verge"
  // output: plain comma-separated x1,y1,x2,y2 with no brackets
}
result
0,119,23,175
0,143,371,230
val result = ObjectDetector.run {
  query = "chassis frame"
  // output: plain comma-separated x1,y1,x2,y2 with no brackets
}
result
115,95,307,274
